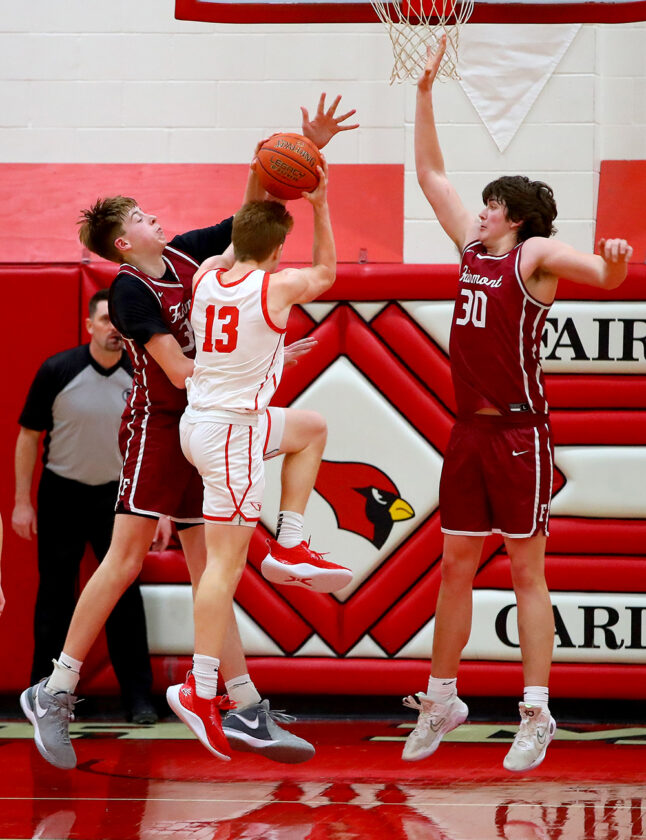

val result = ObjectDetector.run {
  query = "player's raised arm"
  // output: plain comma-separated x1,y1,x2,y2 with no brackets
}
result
416,36,474,251
270,159,336,314
523,236,633,291
301,93,359,149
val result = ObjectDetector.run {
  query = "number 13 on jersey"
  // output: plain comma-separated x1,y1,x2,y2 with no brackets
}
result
202,304,239,353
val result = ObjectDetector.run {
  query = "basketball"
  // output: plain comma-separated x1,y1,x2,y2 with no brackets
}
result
253,133,322,201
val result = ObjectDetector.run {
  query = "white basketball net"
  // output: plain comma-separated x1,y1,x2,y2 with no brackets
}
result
370,0,475,83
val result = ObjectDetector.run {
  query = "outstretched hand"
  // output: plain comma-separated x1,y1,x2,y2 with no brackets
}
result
284,336,318,367
598,238,633,263
418,35,447,92
301,93,359,149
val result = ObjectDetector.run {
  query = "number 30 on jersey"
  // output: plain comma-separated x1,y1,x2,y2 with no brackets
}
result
455,288,487,328
202,305,239,353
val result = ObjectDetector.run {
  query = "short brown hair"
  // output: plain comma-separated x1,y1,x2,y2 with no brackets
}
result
482,176,557,241
232,201,294,262
78,196,137,262
88,288,109,318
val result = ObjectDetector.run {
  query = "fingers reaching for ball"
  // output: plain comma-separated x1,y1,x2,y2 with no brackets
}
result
302,158,328,206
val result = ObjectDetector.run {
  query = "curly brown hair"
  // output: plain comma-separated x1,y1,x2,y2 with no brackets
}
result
482,176,557,241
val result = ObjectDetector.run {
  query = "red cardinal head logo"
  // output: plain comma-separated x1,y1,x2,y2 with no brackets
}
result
314,460,414,548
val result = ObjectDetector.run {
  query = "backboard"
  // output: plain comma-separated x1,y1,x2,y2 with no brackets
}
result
176,0,646,24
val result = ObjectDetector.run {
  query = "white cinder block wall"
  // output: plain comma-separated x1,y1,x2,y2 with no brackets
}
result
1,0,644,264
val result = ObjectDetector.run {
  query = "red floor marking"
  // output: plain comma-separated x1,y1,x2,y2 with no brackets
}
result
2,719,645,839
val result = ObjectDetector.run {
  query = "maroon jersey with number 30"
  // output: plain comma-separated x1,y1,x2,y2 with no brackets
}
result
449,240,552,418
118,245,198,416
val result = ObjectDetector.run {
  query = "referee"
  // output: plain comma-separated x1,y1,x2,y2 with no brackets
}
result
12,290,157,723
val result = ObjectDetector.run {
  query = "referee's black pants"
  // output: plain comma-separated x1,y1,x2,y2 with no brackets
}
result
31,468,153,710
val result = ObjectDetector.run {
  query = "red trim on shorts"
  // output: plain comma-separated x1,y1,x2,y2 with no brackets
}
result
204,513,260,523
223,424,257,521
261,272,287,334
263,409,272,456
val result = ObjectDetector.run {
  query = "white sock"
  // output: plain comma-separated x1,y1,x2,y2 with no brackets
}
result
192,654,220,700
225,674,261,709
45,653,82,695
426,675,457,704
276,511,303,548
524,685,549,708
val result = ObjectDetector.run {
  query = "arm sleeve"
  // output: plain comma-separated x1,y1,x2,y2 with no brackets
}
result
18,361,57,431
109,275,171,346
169,217,234,264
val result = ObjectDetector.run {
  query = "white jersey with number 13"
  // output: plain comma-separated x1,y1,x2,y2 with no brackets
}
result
186,268,285,423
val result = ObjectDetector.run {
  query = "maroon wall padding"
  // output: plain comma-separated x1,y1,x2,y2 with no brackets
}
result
1,262,645,699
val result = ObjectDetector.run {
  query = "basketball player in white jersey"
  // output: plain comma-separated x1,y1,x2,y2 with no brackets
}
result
167,161,338,759
402,37,633,773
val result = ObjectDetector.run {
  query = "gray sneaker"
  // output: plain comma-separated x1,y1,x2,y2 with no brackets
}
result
401,692,469,761
222,699,315,764
20,679,77,770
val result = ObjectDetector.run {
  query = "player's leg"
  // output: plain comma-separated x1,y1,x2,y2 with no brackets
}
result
260,408,352,593
179,522,315,763
20,513,157,769
30,470,86,684
401,533,481,761
89,481,156,724
402,419,488,761
167,520,252,761
503,533,556,773
486,420,556,772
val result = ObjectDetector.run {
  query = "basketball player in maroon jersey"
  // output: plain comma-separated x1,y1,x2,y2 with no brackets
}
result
401,37,633,773
19,96,357,771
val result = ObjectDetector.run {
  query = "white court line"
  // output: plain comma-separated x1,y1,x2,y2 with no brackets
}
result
0,796,641,809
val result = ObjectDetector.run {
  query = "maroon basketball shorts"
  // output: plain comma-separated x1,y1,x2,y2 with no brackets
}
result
116,410,204,524
439,414,553,538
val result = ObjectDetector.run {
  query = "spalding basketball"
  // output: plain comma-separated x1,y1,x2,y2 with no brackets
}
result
253,133,322,201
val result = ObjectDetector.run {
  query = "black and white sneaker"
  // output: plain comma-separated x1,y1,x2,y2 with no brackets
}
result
222,699,315,764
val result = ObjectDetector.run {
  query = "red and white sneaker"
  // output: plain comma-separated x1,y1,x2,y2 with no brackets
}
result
166,672,232,761
261,538,353,593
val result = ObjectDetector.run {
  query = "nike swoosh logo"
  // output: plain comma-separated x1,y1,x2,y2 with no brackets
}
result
35,694,49,719
536,727,546,744
285,575,313,587
430,717,446,732
233,713,260,729
512,450,530,456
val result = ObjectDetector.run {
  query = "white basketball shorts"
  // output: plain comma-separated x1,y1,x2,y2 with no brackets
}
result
180,407,285,525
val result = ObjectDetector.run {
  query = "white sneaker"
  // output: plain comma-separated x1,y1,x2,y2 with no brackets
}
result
503,702,556,773
401,692,469,762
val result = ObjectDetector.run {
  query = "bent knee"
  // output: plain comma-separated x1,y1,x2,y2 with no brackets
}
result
304,410,327,443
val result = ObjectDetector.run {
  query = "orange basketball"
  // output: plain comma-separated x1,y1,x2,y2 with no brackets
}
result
253,133,322,201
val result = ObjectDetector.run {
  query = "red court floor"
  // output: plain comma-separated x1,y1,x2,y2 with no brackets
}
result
1,714,645,839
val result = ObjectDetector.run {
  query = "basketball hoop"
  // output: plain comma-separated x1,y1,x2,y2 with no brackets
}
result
370,0,475,83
